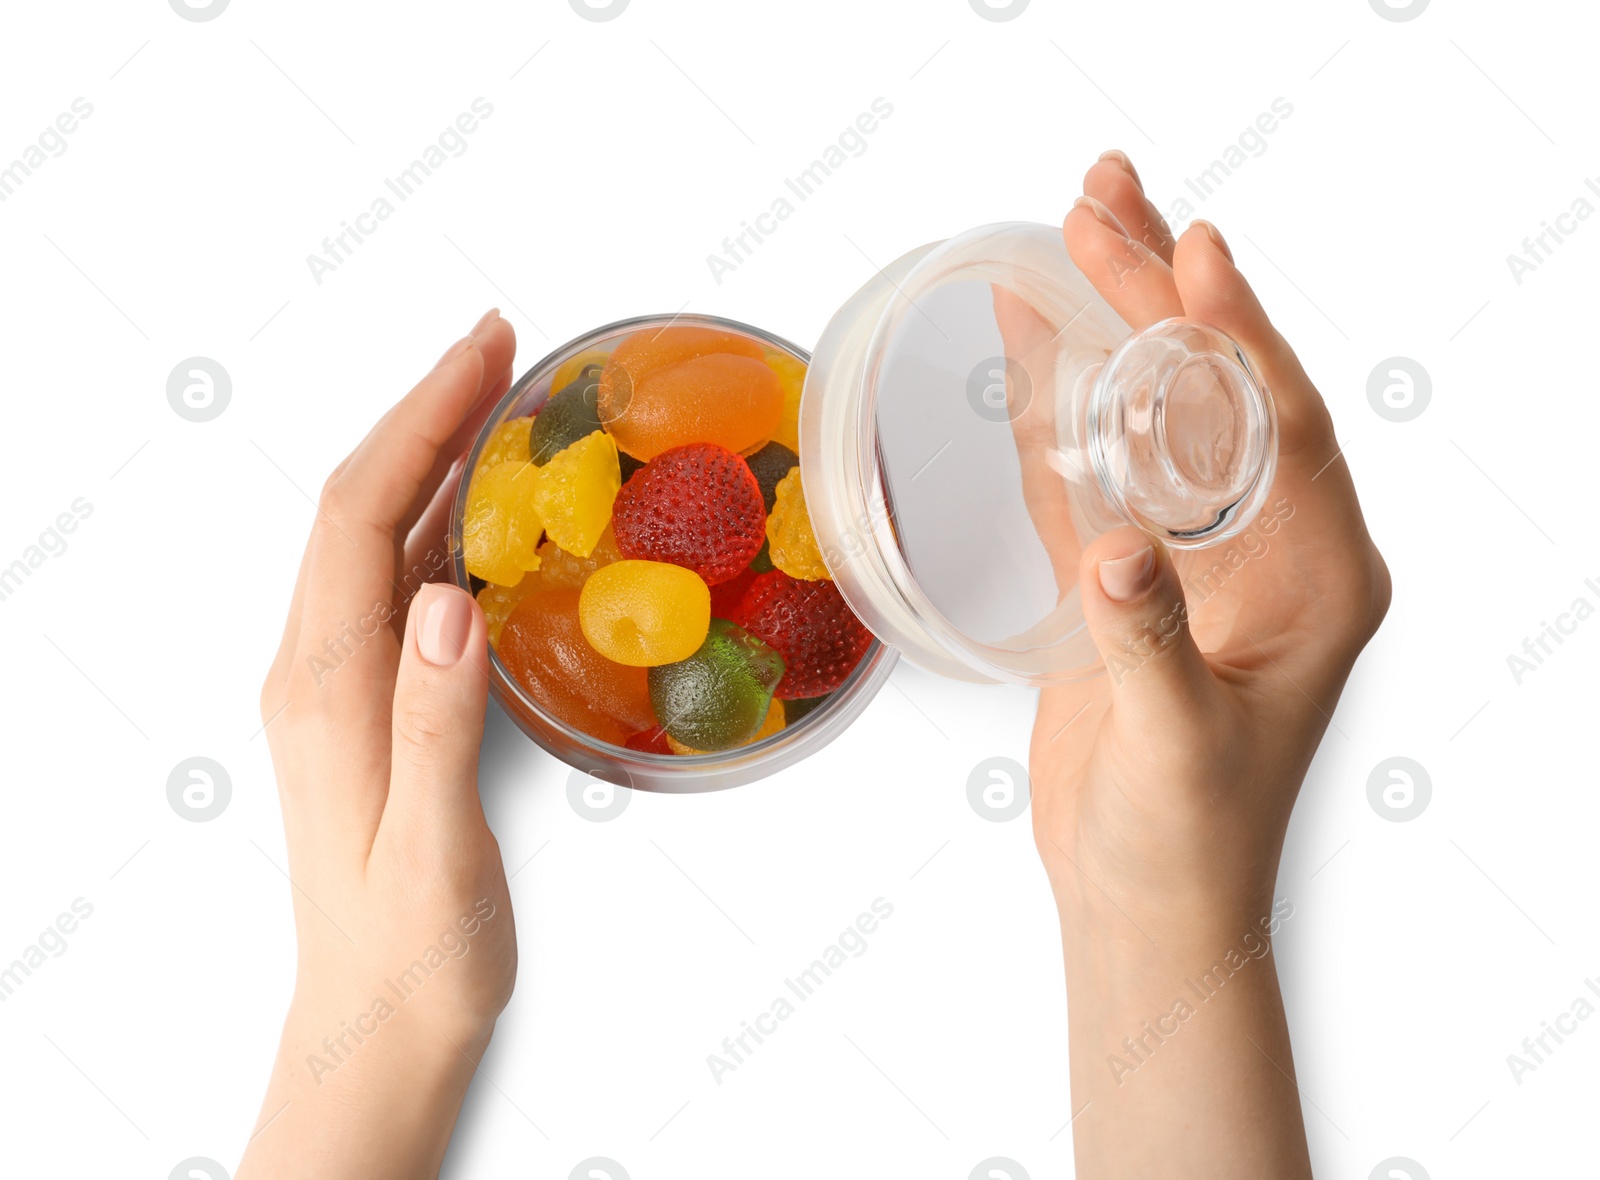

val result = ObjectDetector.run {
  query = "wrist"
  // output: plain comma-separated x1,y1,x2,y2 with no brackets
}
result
281,991,492,1095
237,998,494,1180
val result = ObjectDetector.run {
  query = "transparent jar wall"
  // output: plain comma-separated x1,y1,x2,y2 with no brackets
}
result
803,222,1277,687
451,315,898,793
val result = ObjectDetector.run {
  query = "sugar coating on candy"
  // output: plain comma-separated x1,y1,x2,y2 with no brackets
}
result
649,619,785,751
535,524,620,591
665,698,785,755
464,461,543,586
579,559,711,667
599,326,782,460
532,430,620,559
765,468,829,581
763,352,805,455
743,442,798,514
476,417,533,472
497,587,656,747
530,366,604,466
611,443,766,585
727,571,871,699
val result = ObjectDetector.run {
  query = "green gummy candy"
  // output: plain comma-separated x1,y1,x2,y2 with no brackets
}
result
649,619,785,752
781,693,830,723
530,365,604,465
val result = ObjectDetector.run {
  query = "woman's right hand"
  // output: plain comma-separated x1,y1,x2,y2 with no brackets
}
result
1028,152,1390,1178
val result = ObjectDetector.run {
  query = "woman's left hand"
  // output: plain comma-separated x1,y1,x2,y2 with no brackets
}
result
238,310,520,1180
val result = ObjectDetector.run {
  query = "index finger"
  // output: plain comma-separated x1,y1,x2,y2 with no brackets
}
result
291,315,514,695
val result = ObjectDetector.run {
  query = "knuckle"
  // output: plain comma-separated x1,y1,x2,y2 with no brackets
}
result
393,701,453,765
317,470,349,519
1362,547,1394,638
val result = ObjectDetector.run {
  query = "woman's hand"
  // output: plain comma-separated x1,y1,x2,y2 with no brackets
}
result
238,310,519,1180
1031,154,1390,1177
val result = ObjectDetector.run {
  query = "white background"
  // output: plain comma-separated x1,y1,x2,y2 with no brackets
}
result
1,0,1595,1176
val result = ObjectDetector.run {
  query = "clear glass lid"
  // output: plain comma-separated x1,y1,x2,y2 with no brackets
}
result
802,222,1277,686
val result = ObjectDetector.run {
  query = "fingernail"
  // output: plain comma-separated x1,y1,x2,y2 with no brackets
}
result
1097,148,1141,187
471,307,500,339
434,336,475,370
417,585,472,666
1194,219,1234,263
1072,195,1128,237
1098,545,1155,602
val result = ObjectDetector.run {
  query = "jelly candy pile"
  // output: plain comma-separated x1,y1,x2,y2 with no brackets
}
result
465,326,873,754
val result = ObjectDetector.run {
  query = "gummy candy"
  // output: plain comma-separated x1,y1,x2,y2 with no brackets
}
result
463,460,543,586
579,559,711,667
727,571,871,699
476,326,874,759
611,443,766,585
497,587,656,746
743,442,798,513
530,365,604,465
745,696,786,744
624,726,673,754
598,328,781,460
707,562,759,619
649,619,785,751
763,351,805,454
765,468,829,581
532,430,620,559
476,417,533,473
534,524,620,590
781,694,829,723
601,326,765,401
479,578,537,646
607,353,784,461
664,697,785,755
549,348,611,397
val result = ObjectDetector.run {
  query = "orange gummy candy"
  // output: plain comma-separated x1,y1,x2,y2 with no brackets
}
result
496,587,657,747
598,328,781,460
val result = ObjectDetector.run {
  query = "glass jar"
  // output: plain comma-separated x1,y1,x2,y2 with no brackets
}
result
451,221,1277,790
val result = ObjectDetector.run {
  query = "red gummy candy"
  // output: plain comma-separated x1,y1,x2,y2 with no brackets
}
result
708,563,758,619
611,443,766,586
624,726,674,754
727,571,872,699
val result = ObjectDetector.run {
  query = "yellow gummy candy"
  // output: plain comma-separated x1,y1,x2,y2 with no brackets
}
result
764,352,804,454
534,524,621,590
666,698,785,755
578,560,710,667
533,430,620,559
549,348,611,395
475,417,533,475
463,461,543,587
766,467,829,581
479,578,537,647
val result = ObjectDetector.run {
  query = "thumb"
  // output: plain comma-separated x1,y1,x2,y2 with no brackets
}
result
386,581,491,840
1080,526,1214,720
